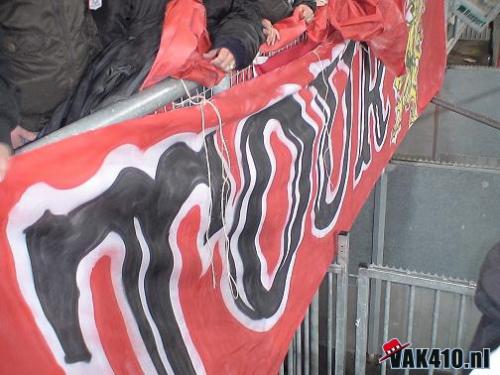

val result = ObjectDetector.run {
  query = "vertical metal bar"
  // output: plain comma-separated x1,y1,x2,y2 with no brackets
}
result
304,308,310,375
288,333,297,375
456,294,467,347
404,286,416,375
369,171,387,354
279,363,285,375
19,78,201,153
297,325,302,375
311,292,319,375
432,104,440,160
354,268,370,375
327,273,333,375
335,233,350,375
288,336,294,375
429,290,441,375
454,295,467,375
381,282,392,375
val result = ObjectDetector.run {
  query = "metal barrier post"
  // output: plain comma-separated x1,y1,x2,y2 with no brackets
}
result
19,78,199,153
369,171,387,355
310,293,319,375
354,267,370,375
304,307,310,375
288,337,295,375
335,232,350,375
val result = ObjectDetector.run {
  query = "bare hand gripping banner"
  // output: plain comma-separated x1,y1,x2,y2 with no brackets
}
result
0,1,445,374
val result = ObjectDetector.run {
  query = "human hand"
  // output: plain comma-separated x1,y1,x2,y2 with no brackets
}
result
11,125,37,149
295,4,315,24
316,0,328,6
203,48,236,72
0,142,11,182
262,19,280,46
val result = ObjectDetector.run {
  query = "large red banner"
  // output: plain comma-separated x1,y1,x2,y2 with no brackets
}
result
0,1,445,374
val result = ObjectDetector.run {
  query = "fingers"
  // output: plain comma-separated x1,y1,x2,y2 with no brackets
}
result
11,135,21,149
0,143,11,182
296,5,314,24
262,19,272,28
264,26,280,46
204,48,236,71
210,48,236,72
266,30,275,45
10,125,38,149
203,49,219,60
21,128,37,142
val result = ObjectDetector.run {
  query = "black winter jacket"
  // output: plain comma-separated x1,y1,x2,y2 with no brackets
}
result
257,0,317,25
0,0,101,132
44,0,169,134
206,0,264,69
93,0,263,69
470,242,500,353
0,30,19,146
45,0,264,134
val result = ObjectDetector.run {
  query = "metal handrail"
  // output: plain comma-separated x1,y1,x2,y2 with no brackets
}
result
431,96,500,131
17,32,310,155
18,78,199,154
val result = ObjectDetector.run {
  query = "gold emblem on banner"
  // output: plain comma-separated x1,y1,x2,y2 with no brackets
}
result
392,0,425,143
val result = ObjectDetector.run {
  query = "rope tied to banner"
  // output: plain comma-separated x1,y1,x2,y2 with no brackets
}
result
180,79,239,300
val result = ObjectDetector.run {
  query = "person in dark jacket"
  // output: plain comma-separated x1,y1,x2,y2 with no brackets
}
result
0,0,101,147
91,0,264,74
258,0,316,46
43,0,172,134
203,0,265,71
0,30,18,181
470,242,500,354
44,0,264,134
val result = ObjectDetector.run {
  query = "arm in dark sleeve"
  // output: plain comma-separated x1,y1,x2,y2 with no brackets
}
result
0,30,19,147
292,0,317,12
208,0,265,69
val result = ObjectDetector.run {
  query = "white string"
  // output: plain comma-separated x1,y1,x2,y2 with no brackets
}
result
179,80,217,288
179,80,239,300
312,50,335,189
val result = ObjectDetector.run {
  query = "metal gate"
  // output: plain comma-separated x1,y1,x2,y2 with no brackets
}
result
355,265,477,375
280,234,479,375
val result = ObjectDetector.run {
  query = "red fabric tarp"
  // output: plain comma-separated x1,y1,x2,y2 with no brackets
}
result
144,0,413,88
0,1,445,374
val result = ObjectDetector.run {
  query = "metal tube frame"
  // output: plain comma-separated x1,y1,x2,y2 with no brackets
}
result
335,233,350,375
369,171,388,355
354,264,476,375
18,79,200,154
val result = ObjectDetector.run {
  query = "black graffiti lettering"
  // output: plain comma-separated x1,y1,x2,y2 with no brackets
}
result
19,41,365,372
313,42,356,232
354,45,389,183
25,138,226,374
228,96,316,318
